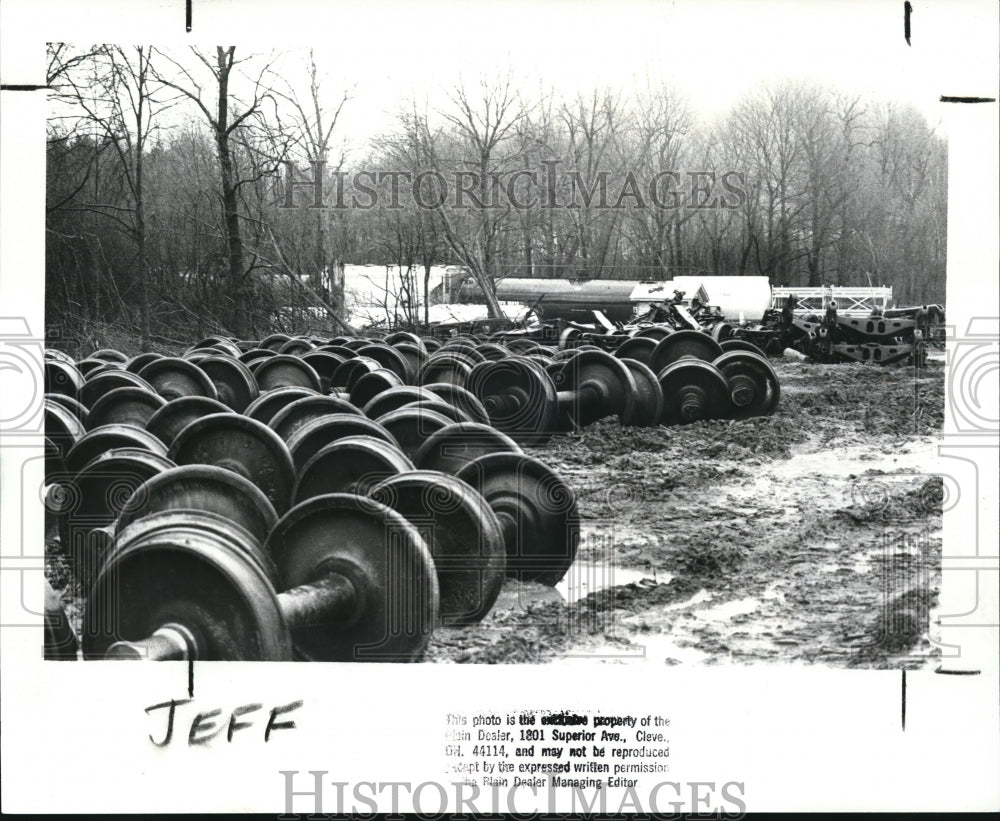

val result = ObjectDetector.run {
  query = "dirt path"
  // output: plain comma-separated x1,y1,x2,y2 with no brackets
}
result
426,358,945,667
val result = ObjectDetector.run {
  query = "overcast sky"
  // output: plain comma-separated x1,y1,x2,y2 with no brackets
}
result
9,0,997,150
253,0,994,145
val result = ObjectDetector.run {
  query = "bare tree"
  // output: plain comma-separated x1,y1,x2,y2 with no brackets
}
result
48,45,179,346
273,49,353,323
724,83,811,281
44,48,948,343
408,73,527,318
152,46,285,337
557,88,632,276
621,79,695,275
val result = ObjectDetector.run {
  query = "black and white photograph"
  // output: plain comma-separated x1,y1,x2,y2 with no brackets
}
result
2,0,997,814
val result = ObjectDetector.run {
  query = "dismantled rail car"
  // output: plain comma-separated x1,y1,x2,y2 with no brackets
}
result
456,275,941,366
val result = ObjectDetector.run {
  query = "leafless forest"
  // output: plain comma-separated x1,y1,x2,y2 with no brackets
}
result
46,45,946,346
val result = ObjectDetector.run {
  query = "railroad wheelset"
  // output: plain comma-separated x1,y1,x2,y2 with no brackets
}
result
467,350,644,439
84,493,439,662
653,340,780,424
649,329,724,374
169,413,297,514
77,432,578,659
466,331,780,430
59,361,581,647
712,350,781,418
87,387,166,430
413,423,580,585
42,328,798,663
657,359,731,424
268,395,364,441
63,447,177,588
68,401,581,660
138,357,219,401
375,406,457,461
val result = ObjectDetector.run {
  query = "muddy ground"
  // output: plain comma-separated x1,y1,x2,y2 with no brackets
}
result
47,355,945,668
426,356,946,667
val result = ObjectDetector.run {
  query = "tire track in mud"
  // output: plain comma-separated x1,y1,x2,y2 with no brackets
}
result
426,360,945,665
